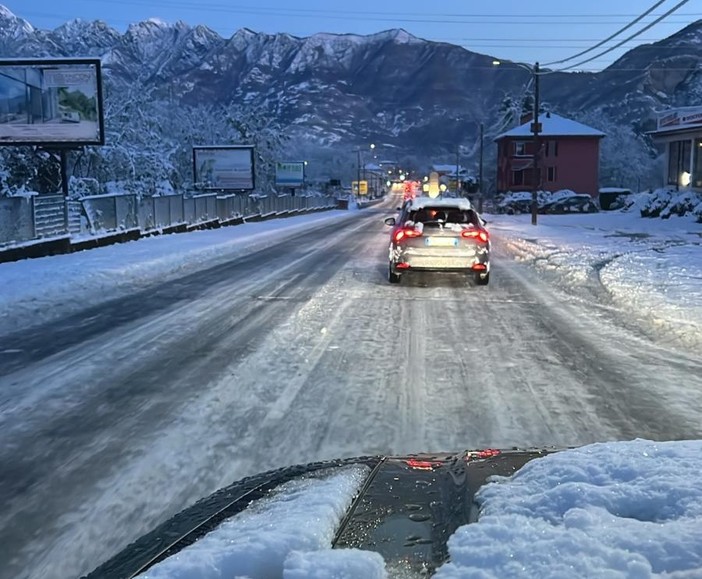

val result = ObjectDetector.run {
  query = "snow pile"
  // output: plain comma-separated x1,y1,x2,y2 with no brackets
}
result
624,187,702,221
135,466,382,579
436,439,702,579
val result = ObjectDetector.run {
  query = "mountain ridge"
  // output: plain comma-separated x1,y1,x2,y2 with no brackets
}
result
1,5,701,186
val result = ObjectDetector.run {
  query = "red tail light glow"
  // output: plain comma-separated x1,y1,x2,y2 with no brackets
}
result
461,229,489,243
406,459,441,470
396,262,411,270
393,228,423,243
465,449,501,462
472,264,487,271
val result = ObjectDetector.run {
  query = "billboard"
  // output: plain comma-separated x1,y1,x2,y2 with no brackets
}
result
275,161,305,187
193,146,255,191
0,58,104,146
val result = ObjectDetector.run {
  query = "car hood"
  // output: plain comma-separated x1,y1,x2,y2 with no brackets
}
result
84,448,556,578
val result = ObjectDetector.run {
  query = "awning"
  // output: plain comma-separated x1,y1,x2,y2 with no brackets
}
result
510,158,534,171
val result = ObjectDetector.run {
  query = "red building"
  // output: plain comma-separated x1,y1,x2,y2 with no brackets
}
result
494,112,605,197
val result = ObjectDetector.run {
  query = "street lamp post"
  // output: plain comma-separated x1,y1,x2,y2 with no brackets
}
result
355,144,375,197
530,62,541,226
478,122,484,212
356,149,361,196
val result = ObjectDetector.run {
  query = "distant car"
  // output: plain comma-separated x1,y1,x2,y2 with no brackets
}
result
384,196,490,285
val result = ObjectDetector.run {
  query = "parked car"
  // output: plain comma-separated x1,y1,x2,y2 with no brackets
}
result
541,194,598,214
384,196,490,285
496,197,534,215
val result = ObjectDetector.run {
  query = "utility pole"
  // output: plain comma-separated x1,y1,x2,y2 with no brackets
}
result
478,122,484,212
456,147,460,195
356,148,361,196
531,61,541,226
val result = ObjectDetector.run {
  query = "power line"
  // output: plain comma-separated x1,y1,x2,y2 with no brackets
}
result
543,0,668,66
15,0,702,20
13,3,702,27
552,0,692,72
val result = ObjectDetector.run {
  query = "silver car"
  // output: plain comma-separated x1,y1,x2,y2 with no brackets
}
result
384,197,490,285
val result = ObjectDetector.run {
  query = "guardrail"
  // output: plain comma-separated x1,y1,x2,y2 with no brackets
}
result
0,192,339,247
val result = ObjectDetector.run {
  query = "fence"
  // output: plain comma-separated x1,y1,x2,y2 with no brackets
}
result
0,192,339,246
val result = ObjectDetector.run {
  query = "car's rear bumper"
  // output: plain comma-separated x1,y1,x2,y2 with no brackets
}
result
392,247,489,273
391,257,490,273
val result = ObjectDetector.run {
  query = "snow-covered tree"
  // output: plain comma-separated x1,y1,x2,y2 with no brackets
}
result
0,148,61,195
573,109,662,191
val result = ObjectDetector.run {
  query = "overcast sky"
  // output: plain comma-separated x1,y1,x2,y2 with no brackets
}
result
7,0,701,71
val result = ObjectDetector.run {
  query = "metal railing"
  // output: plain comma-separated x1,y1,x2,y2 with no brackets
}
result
0,192,338,246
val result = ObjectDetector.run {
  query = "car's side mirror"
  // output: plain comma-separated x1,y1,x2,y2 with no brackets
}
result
481,218,488,226
384,217,396,226
395,207,401,211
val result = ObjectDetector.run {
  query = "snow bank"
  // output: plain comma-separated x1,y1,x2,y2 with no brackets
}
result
436,439,702,578
492,212,702,351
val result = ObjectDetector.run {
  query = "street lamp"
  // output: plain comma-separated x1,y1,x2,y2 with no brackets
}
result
355,144,376,197
493,59,542,225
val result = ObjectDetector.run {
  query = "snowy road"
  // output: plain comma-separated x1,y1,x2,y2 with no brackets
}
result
1,203,702,579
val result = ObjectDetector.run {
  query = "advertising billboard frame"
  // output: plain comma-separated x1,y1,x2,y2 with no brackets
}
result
0,57,105,147
275,161,305,187
192,145,256,192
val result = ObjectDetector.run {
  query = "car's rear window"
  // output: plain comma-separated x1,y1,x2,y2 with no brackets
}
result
408,207,479,226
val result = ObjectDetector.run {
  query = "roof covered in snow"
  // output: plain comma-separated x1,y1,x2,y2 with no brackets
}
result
494,113,605,140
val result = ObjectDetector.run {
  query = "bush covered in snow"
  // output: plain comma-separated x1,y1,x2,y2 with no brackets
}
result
621,188,702,222
68,177,101,199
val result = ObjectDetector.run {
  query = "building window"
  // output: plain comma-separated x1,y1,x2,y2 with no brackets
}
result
513,142,527,156
544,141,558,157
511,170,524,185
547,167,557,182
668,140,692,186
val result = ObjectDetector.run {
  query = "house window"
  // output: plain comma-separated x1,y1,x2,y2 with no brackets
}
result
547,167,557,182
511,170,524,185
668,140,692,186
513,142,527,156
545,141,558,157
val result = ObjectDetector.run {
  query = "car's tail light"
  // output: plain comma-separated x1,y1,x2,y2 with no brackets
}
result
393,228,422,243
461,229,489,243
396,262,411,269
472,263,487,271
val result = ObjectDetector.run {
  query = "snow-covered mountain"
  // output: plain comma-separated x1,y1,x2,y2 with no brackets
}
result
1,5,701,154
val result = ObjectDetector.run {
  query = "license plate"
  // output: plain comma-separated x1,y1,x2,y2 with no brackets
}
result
425,237,458,247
